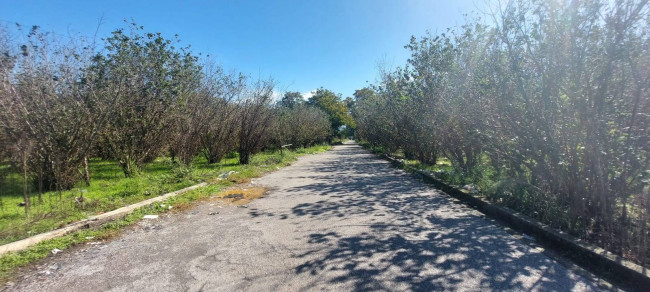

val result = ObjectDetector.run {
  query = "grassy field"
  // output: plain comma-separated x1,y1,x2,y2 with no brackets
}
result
0,145,330,246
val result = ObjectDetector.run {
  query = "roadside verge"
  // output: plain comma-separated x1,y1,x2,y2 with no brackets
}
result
0,183,207,256
0,145,331,283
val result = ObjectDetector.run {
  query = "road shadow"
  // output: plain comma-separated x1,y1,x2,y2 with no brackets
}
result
255,144,602,291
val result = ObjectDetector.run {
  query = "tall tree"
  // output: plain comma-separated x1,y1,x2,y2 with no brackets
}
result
200,68,246,164
280,91,304,109
92,23,202,176
307,88,354,135
237,79,275,165
0,25,106,194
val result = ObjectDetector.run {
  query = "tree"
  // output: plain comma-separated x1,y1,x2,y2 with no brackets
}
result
280,91,304,109
200,69,246,164
272,104,331,148
168,62,239,166
237,79,275,164
92,23,202,176
307,88,354,137
0,25,105,196
353,88,375,101
354,0,650,265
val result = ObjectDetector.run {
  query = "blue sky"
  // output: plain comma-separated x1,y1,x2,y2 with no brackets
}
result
2,0,485,98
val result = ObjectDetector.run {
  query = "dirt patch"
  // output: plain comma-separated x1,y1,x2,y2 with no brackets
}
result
214,187,268,205
228,176,252,184
223,193,244,200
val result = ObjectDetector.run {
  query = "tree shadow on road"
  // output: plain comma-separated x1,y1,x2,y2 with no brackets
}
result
250,145,602,291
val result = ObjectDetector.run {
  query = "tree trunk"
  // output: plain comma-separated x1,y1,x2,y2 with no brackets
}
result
205,150,223,164
120,157,135,177
37,169,43,204
83,155,91,186
22,152,30,218
239,151,250,165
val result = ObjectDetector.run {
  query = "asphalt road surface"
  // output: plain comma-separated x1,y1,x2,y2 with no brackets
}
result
6,143,607,291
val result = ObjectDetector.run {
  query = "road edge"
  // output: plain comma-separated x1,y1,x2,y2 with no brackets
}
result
378,152,649,291
0,182,208,256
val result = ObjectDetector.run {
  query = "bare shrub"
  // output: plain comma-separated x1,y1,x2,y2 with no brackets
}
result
91,23,202,176
237,79,275,164
0,25,104,195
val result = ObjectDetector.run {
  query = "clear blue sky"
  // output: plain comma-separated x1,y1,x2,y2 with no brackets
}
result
2,0,485,98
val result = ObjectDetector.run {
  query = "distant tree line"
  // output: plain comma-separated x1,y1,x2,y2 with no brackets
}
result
354,0,649,265
0,22,344,215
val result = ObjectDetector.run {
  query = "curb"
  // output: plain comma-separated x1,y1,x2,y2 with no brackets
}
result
381,154,649,291
0,182,208,256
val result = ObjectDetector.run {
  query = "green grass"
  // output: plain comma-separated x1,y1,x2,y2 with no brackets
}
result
0,145,330,282
0,145,331,246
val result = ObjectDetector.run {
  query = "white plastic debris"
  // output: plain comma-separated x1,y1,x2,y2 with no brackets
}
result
85,236,94,240
218,170,239,179
51,248,62,255
143,215,159,219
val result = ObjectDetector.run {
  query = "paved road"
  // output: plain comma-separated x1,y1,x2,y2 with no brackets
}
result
7,144,605,291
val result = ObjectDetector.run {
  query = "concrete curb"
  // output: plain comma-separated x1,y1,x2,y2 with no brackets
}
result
0,182,208,256
381,154,649,291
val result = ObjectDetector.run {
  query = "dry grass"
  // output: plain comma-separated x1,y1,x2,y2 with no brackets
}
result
213,187,268,205
228,176,252,184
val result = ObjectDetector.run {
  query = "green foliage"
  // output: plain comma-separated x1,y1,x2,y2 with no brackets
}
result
168,162,194,183
294,144,331,154
92,22,203,176
272,104,331,148
279,91,304,109
307,88,355,135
